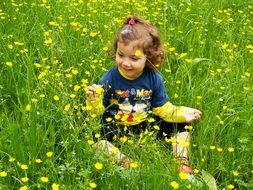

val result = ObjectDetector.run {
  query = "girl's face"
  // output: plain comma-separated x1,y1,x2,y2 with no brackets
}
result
116,40,146,80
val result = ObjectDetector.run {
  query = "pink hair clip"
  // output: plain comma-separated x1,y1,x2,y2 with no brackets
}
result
128,18,136,25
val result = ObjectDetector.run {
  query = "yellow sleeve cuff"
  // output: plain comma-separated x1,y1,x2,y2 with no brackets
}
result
152,102,187,123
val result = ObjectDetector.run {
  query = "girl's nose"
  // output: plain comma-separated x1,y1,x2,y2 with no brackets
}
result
122,59,131,67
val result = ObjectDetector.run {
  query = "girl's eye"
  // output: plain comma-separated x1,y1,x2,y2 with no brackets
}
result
117,52,123,57
131,57,139,61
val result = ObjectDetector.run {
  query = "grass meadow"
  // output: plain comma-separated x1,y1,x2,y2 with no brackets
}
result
0,0,253,189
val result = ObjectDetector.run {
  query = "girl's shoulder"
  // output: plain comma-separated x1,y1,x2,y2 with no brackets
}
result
144,68,164,81
99,66,118,83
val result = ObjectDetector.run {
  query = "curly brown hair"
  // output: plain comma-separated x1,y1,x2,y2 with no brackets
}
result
110,16,166,69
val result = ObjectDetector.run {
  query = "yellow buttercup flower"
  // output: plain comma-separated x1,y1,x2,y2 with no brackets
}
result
53,95,60,101
148,118,155,123
35,159,43,163
0,171,7,177
19,186,28,190
8,44,14,49
51,183,59,190
193,169,199,174
46,152,53,157
134,49,142,57
94,162,103,170
40,176,49,183
20,164,28,170
210,146,216,150
120,136,128,143
102,47,109,51
112,147,119,153
89,182,97,188
74,85,81,91
44,38,53,46
87,140,95,145
5,61,13,67
153,125,160,130
130,161,139,169
9,157,16,162
227,184,234,189
64,104,71,111
180,141,190,147
233,171,239,176
179,172,188,180
25,104,31,111
106,117,112,122
69,94,76,98
21,177,29,182
170,181,179,189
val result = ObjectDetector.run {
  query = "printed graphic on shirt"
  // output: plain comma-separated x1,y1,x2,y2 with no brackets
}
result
110,88,152,122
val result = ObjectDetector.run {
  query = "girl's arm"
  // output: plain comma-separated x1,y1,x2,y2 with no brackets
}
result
152,101,201,123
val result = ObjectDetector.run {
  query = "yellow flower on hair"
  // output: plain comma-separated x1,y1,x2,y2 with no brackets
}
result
134,49,142,57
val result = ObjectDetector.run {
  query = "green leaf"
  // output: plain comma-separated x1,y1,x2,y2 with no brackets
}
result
202,170,217,190
192,58,209,63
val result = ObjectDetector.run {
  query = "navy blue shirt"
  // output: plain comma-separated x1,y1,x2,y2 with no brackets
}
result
98,66,169,121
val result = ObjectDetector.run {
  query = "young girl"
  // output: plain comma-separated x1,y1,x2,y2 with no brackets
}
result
86,16,201,173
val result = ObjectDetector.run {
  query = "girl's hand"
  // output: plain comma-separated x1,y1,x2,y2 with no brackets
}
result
184,108,202,122
86,84,103,99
